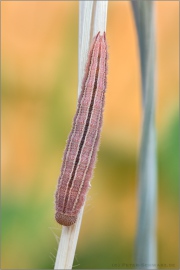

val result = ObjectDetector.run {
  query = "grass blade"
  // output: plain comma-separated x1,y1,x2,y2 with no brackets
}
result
54,1,108,269
131,1,157,268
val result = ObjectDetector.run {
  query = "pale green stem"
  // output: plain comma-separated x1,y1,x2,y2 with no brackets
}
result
131,1,157,268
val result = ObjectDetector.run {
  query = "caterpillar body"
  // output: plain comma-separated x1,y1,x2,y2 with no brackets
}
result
55,32,108,226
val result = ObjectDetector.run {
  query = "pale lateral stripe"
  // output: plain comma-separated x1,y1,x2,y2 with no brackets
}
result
62,38,101,210
66,37,104,209
70,37,106,210
72,39,107,211
71,39,107,211
59,36,101,209
61,37,100,183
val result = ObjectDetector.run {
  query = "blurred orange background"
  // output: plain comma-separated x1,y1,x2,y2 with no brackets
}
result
1,1,179,269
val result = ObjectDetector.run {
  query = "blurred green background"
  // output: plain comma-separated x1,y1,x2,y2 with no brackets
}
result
1,1,179,269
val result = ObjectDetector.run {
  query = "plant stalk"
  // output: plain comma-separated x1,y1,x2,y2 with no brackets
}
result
54,1,108,269
131,1,157,268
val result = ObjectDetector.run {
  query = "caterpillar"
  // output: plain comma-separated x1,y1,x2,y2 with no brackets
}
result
55,32,108,226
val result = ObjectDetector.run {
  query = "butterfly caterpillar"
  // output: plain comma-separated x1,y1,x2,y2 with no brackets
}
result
55,32,108,226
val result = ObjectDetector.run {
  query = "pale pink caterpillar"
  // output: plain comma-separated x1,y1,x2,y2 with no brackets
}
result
55,32,108,226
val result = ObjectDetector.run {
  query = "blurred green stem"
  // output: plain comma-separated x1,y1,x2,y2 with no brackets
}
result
131,1,157,268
